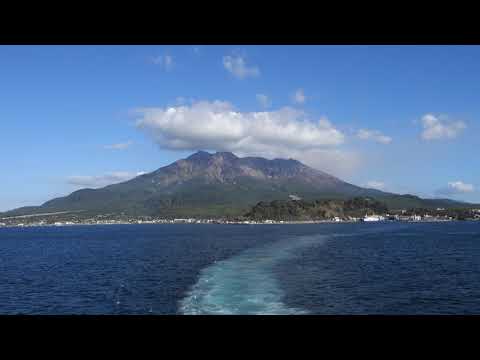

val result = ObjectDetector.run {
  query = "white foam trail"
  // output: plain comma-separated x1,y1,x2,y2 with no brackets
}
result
179,234,327,315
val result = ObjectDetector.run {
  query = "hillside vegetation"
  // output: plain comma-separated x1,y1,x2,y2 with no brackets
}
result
245,197,388,221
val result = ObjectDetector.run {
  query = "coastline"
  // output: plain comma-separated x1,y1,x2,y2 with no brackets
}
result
0,218,476,229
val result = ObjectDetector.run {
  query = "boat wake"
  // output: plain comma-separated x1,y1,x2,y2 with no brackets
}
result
179,234,328,315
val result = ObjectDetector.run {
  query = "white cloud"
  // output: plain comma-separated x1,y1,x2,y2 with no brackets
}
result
292,89,306,104
223,55,259,79
357,129,392,144
449,181,474,192
67,172,146,188
256,94,271,108
421,114,466,141
135,100,344,150
436,181,475,196
134,100,364,177
150,54,174,71
365,181,386,190
103,141,133,150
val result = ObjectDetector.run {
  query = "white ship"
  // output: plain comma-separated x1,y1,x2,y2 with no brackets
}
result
362,215,385,222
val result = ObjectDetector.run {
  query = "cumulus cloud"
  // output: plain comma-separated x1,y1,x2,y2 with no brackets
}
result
365,181,386,190
135,100,344,150
67,172,146,188
292,89,306,104
150,54,174,71
223,55,259,79
103,141,133,150
256,94,271,108
357,129,392,144
421,114,466,141
134,100,364,177
436,181,475,196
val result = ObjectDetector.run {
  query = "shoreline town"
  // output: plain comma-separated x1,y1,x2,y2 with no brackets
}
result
1,210,480,228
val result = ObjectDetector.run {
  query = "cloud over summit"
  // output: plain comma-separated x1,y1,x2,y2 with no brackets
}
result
134,100,362,177
135,100,345,152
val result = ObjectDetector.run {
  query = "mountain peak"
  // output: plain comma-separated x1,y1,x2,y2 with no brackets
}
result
5,150,473,218
186,151,239,163
212,151,238,161
187,150,212,161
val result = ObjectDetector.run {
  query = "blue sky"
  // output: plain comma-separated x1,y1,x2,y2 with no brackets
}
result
0,45,478,211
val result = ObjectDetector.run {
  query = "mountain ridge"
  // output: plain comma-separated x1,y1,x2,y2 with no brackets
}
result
3,151,476,218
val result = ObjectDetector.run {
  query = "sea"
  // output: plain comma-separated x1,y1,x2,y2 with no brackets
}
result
0,221,479,315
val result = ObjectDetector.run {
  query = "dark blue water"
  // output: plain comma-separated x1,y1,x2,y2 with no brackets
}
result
0,222,479,314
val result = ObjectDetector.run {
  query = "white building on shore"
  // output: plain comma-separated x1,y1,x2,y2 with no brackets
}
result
363,215,385,222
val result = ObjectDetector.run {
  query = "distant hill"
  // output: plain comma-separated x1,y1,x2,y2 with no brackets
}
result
3,151,475,218
245,198,389,221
